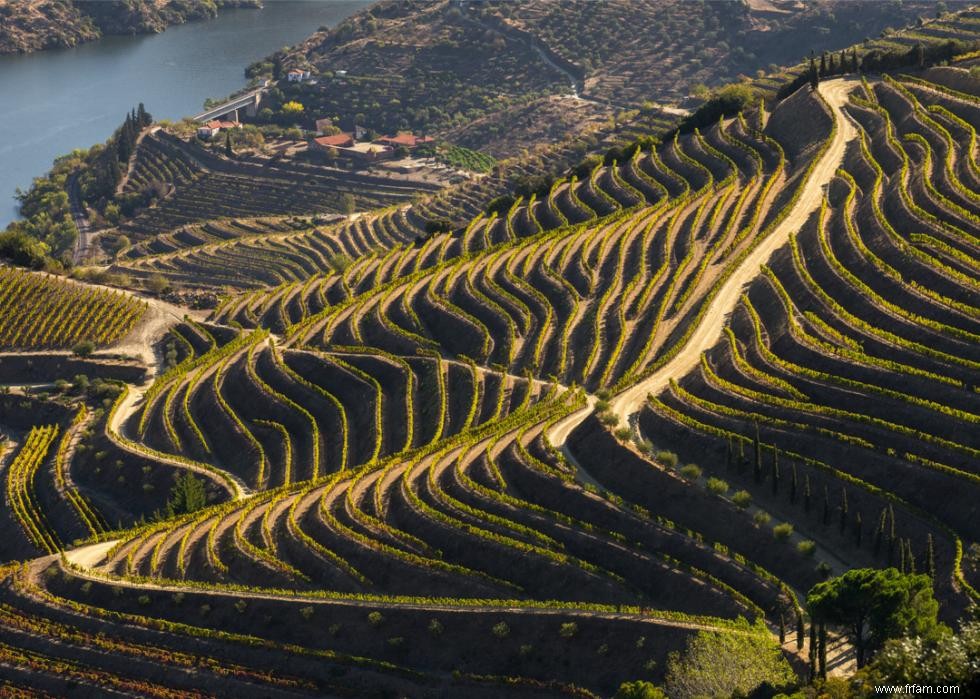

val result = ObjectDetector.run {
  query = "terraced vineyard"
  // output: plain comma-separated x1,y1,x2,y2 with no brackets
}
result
115,131,442,241
0,31,978,696
0,267,146,350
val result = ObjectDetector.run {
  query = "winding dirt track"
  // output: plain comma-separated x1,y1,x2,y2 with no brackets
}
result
547,78,859,448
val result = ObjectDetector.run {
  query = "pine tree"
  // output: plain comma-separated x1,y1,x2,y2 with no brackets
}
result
839,488,848,536
926,533,936,578
854,511,862,548
790,465,798,505
804,475,811,513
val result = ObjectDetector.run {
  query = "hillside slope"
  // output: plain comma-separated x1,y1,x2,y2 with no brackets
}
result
0,0,260,55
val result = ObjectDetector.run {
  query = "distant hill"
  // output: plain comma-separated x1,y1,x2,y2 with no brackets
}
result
262,0,969,159
0,0,260,55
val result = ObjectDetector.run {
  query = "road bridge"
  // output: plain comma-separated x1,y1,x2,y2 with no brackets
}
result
193,84,268,123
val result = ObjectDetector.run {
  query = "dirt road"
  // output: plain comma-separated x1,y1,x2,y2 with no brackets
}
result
608,78,858,424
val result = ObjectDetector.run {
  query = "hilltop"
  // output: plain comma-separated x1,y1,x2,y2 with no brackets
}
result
0,0,261,55
262,0,958,157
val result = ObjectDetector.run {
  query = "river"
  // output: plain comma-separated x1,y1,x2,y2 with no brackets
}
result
0,0,371,227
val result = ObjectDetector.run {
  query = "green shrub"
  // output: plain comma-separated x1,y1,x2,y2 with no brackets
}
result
705,477,728,494
559,622,578,638
732,490,752,509
368,611,384,627
492,621,510,638
773,523,794,540
72,341,95,357
599,411,619,426
428,619,444,636
797,540,817,556
656,451,678,469
614,426,632,441
753,511,771,526
299,605,314,620
680,464,702,480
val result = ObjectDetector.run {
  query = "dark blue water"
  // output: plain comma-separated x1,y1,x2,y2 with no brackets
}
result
0,0,371,226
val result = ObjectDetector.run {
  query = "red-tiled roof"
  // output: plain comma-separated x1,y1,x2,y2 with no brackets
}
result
314,133,355,147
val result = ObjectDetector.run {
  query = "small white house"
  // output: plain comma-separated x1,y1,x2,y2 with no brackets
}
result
287,68,311,82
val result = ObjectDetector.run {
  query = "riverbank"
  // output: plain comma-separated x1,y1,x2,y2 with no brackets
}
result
0,0,262,56
0,0,373,227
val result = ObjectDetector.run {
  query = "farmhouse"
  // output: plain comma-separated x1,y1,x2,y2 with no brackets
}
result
197,120,240,139
287,68,311,82
374,133,435,149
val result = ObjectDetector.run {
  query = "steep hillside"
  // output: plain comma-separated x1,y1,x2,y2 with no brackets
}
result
263,0,963,158
0,0,260,55
0,6,977,698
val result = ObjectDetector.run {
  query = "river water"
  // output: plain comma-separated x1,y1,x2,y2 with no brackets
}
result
0,0,370,227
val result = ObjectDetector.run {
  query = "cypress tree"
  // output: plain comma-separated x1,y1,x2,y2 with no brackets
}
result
738,437,747,473
839,49,847,73
753,422,762,483
804,475,811,513
725,437,733,470
926,533,936,578
779,614,786,644
820,52,827,75
854,511,862,548
808,622,817,679
839,488,848,536
771,448,780,495
818,624,827,679
907,539,916,574
899,537,907,573
852,47,860,72
874,508,887,556
790,464,798,505
797,613,804,651
225,132,233,158
809,56,819,89
822,486,831,526
887,504,897,565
